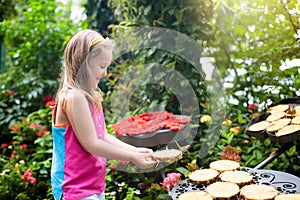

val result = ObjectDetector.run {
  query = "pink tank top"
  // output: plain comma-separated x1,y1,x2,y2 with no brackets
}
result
51,101,107,200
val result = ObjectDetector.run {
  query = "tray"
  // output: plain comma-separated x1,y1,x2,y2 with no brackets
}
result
246,98,300,143
274,98,300,106
117,115,191,147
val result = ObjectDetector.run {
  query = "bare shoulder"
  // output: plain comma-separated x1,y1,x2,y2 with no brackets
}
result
65,89,87,104
55,89,86,125
63,89,94,133
63,89,90,116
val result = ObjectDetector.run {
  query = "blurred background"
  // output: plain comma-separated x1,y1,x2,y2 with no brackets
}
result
0,0,299,199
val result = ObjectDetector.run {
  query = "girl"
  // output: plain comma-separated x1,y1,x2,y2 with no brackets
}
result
51,29,156,200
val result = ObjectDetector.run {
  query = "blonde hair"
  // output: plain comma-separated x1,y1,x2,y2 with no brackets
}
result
56,29,115,110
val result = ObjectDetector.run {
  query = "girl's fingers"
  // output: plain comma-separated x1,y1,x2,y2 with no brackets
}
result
137,147,153,153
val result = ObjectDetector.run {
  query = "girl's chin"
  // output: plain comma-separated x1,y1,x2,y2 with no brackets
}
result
94,81,100,88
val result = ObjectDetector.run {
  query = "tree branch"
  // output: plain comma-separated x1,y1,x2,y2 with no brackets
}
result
280,0,299,36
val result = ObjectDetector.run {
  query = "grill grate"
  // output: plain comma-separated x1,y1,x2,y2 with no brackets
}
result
171,167,300,200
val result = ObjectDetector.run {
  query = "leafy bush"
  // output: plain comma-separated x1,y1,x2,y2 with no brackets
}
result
0,0,79,198
0,104,53,200
0,0,78,136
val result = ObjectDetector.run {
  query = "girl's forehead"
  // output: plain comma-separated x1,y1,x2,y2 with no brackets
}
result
92,49,113,63
100,49,113,58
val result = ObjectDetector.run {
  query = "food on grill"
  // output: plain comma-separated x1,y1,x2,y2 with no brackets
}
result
219,170,253,186
266,118,291,133
275,124,300,137
266,112,286,122
209,160,240,172
112,111,170,136
178,191,212,200
268,104,289,113
247,120,272,132
240,184,279,200
247,103,300,139
188,169,219,185
205,182,239,199
275,193,300,200
165,117,191,131
112,111,191,136
152,149,182,162
292,115,300,124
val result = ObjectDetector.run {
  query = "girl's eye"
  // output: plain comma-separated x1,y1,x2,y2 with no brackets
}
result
100,66,106,69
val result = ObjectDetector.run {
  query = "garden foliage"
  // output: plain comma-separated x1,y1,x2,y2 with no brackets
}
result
0,0,80,199
0,0,299,199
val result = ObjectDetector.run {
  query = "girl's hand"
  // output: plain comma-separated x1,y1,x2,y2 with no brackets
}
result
131,152,156,169
135,147,153,154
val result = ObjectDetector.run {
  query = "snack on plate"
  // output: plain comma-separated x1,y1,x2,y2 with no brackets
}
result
266,112,286,122
209,160,240,172
269,104,289,113
275,193,300,200
266,118,291,133
275,124,300,137
247,120,272,132
188,169,219,185
240,184,279,200
292,115,300,124
205,182,239,199
152,149,182,162
219,170,253,186
178,191,212,200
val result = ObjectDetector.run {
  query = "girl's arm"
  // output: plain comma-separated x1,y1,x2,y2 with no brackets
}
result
105,133,153,154
65,90,156,169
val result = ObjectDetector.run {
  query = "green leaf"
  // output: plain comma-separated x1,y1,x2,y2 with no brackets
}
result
227,133,234,144
253,150,262,160
176,167,189,177
287,145,296,157
237,114,243,124
156,194,172,200
264,138,271,146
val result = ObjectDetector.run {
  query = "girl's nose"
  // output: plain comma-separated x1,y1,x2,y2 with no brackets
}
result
102,69,107,77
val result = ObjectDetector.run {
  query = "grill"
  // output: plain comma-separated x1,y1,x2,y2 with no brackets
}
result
246,98,300,143
117,120,191,147
171,167,300,200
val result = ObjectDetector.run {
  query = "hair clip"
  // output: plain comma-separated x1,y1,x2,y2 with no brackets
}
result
90,37,109,47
